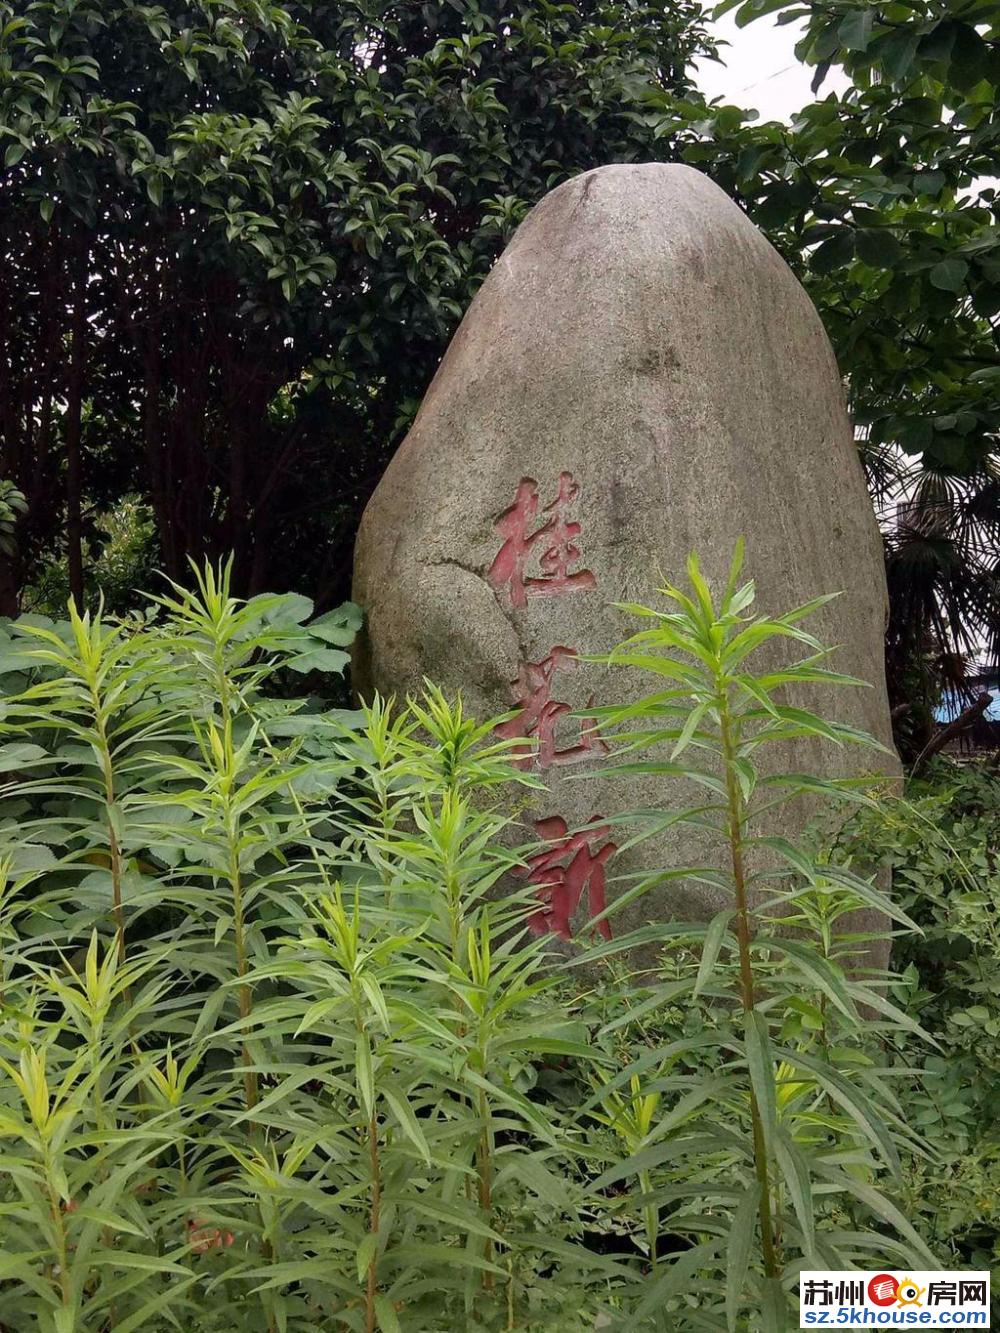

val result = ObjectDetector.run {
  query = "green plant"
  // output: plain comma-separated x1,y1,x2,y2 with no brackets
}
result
573,542,934,1328
0,0,714,611
22,497,160,622
832,758,1000,1272
0,566,620,1330
0,554,942,1330
701,0,1000,711
0,479,27,558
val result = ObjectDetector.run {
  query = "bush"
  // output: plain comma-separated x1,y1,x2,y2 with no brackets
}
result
0,554,932,1331
833,759,1000,1274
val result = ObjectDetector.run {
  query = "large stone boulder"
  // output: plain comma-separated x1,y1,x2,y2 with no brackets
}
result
353,163,899,950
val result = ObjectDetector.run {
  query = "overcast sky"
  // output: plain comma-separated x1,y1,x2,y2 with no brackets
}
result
694,14,849,122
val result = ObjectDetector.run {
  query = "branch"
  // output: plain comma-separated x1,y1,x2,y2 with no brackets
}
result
910,693,993,778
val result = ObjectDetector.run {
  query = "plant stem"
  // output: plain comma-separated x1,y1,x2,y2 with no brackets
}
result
476,1085,494,1290
227,837,258,1115
718,690,779,1281
87,680,126,969
45,1150,73,1315
366,1108,381,1333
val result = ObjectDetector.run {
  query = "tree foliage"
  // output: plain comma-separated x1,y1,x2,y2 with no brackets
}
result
3,0,998,723
0,0,713,613
705,0,1000,711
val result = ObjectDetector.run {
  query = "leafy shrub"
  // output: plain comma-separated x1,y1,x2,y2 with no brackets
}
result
0,568,614,1331
833,760,1000,1273
0,554,933,1330
565,544,931,1326
0,479,27,559
22,498,160,621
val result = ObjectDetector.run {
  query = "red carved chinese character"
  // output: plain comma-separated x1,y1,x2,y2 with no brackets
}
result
494,647,607,771
487,479,542,610
521,816,615,941
534,471,596,598
487,472,596,608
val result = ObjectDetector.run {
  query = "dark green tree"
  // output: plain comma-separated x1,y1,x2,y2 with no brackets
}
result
693,0,1000,723
0,0,714,614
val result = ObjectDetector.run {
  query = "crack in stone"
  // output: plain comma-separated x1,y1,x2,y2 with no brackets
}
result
424,557,530,674
426,556,488,584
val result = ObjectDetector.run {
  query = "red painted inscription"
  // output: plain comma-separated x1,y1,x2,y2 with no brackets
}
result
487,472,596,608
494,646,607,771
521,816,616,941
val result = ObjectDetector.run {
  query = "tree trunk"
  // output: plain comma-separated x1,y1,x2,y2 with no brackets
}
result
0,558,19,618
65,243,88,610
141,329,177,578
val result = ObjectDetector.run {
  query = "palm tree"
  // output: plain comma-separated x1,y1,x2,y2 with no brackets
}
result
866,447,1000,759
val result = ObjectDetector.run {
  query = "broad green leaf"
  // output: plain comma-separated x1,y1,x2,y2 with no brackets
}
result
929,256,969,293
839,8,874,51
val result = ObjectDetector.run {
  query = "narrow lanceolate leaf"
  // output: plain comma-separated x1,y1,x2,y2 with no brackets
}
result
819,864,921,931
576,1035,735,1116
694,909,734,997
355,1232,378,1285
756,936,856,1021
567,917,719,967
584,867,724,935
686,550,717,628
726,1182,760,1332
744,1011,777,1156
672,699,710,758
633,1239,724,1319
774,1046,900,1175
393,1196,501,1242
591,1131,749,1192
583,758,726,796
380,1081,431,1163
813,1163,938,1268
757,773,879,807
82,1275,199,1333
355,1032,374,1117
742,705,877,748
761,1275,792,1331
773,1129,816,1264
755,663,870,690
648,1077,739,1142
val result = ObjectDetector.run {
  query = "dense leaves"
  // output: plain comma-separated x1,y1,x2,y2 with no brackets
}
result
571,542,930,1322
0,556,933,1329
834,758,1000,1273
3,0,997,733
705,0,1000,708
0,0,713,613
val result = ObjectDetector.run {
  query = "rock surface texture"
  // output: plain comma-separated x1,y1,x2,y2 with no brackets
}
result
353,163,899,950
